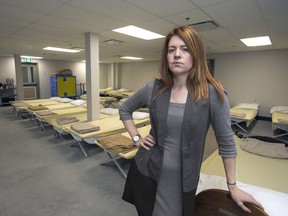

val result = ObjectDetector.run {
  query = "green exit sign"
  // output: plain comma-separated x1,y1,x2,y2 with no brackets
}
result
24,58,32,62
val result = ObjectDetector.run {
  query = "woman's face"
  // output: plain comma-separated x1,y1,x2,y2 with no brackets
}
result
167,35,193,77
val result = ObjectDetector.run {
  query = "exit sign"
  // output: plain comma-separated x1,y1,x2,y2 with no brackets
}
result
23,58,32,62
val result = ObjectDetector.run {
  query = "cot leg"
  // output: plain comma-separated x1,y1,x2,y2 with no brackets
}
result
54,131,67,142
273,132,288,138
231,120,248,133
29,114,36,122
39,121,47,132
235,123,247,133
59,133,68,142
103,150,127,178
76,141,88,157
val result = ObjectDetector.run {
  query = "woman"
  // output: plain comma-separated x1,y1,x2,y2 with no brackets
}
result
119,26,262,216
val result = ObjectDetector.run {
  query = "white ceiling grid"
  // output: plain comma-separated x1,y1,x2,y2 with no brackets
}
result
0,0,287,62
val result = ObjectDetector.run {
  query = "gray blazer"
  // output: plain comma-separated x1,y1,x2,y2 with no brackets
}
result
120,79,236,215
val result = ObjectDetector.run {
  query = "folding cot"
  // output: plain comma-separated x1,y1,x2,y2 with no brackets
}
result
99,96,118,107
104,88,132,97
199,135,288,216
27,102,84,122
49,108,119,141
95,124,151,178
11,98,61,117
11,97,74,117
230,103,259,133
270,106,288,138
120,91,135,98
80,94,118,108
34,106,87,131
63,114,150,157
95,124,287,215
96,125,287,215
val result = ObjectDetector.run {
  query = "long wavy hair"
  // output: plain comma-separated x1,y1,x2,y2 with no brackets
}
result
158,25,224,102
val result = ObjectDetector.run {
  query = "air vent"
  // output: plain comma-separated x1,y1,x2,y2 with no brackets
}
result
190,21,218,32
104,39,124,46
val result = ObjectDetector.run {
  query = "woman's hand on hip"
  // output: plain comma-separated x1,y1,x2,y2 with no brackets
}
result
135,134,155,150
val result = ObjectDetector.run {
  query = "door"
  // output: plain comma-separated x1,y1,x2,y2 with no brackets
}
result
21,63,39,99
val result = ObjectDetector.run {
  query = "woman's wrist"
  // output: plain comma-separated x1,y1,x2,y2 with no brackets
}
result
133,138,142,147
227,181,237,192
227,181,236,186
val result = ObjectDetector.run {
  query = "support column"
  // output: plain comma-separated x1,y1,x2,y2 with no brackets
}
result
114,63,119,89
108,63,114,89
14,54,24,100
85,32,100,121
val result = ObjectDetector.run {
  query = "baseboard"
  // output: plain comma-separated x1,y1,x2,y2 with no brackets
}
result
256,116,271,121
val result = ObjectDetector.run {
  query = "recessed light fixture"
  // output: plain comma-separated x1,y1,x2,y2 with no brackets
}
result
21,55,43,59
112,25,165,40
43,46,82,53
240,36,272,47
120,56,143,60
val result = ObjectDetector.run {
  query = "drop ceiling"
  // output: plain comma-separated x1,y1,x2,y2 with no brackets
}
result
0,0,287,63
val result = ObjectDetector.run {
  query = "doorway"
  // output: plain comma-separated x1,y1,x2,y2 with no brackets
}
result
21,63,40,99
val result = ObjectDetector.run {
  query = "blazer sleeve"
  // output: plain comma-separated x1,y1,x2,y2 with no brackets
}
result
119,80,154,121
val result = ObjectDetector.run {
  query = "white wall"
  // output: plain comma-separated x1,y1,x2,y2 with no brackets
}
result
2,48,287,117
209,49,288,117
0,57,109,98
37,60,109,98
118,60,160,91
0,57,16,83
118,49,288,117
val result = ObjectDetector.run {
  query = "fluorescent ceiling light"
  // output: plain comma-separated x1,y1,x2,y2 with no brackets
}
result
43,46,82,53
240,36,271,47
112,25,165,40
120,56,143,60
21,55,43,59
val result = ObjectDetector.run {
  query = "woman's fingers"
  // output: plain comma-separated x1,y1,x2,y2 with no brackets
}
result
139,135,155,150
238,203,251,213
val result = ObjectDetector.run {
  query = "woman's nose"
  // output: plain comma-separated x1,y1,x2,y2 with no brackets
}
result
174,49,181,58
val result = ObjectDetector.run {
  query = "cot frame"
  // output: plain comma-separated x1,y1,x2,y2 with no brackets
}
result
94,125,151,178
271,111,288,138
65,117,150,157
100,149,129,178
230,107,258,134
230,118,249,133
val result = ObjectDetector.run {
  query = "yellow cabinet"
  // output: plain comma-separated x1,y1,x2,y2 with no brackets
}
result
50,76,76,98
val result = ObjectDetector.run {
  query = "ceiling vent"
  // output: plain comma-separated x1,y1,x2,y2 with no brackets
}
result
103,39,124,46
190,21,218,32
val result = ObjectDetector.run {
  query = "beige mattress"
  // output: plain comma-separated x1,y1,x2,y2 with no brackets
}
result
64,115,150,139
50,112,117,132
35,106,87,123
272,112,288,130
100,96,118,105
121,91,135,97
14,100,60,110
12,98,54,105
95,124,151,159
79,95,117,105
28,103,79,114
230,107,258,127
201,135,288,194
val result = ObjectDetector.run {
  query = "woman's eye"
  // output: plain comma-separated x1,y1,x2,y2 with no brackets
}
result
182,47,189,52
168,48,175,53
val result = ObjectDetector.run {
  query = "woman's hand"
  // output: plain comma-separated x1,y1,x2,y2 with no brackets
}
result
228,185,264,213
134,134,155,150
